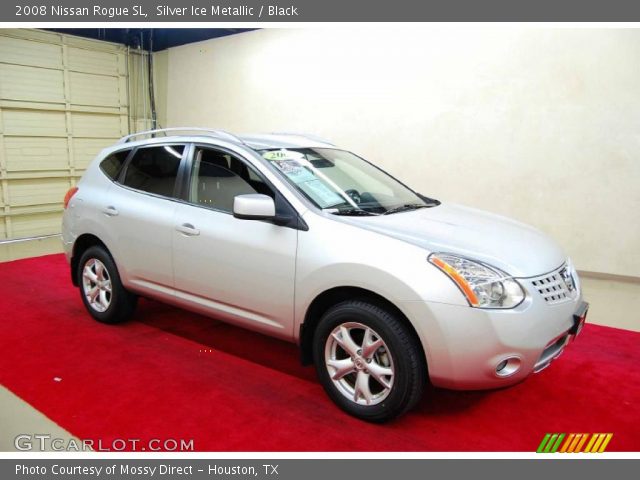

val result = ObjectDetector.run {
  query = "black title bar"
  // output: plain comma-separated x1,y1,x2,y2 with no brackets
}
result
5,0,640,22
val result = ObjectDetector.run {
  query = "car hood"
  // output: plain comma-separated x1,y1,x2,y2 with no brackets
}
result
344,203,566,277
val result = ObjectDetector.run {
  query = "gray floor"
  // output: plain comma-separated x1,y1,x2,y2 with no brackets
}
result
1,240,638,450
0,386,77,451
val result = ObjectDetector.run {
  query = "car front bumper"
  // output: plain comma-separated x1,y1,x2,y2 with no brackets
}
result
399,293,588,390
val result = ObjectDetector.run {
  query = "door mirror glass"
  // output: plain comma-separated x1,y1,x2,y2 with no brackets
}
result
233,194,276,220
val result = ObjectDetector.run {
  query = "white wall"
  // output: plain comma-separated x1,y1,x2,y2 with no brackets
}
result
161,28,640,277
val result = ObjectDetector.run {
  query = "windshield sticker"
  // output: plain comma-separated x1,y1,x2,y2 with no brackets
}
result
300,179,344,208
272,160,317,184
263,149,305,162
266,149,344,208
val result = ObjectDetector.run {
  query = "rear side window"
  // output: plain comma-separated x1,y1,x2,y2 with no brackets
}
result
100,150,130,181
122,145,184,197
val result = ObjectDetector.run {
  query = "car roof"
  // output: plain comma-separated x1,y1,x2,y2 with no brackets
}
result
114,128,336,151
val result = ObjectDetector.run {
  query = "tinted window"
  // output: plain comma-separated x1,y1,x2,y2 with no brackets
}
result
189,148,273,212
123,145,184,197
100,150,130,180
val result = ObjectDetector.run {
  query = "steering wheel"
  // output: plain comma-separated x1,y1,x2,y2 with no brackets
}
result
344,189,361,204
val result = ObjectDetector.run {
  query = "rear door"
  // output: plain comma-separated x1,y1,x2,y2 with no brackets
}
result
171,145,298,340
106,143,186,294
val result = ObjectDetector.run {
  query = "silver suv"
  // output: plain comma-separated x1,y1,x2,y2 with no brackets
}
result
62,128,588,421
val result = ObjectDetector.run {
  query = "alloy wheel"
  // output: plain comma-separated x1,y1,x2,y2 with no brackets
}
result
81,258,112,313
324,322,395,406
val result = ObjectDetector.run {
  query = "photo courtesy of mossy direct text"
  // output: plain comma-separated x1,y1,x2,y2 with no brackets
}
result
15,464,194,476
15,464,275,477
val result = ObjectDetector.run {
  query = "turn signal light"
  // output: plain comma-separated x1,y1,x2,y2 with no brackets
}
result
429,256,480,306
63,187,79,209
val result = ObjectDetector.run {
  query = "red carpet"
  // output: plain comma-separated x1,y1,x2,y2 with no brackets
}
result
1,254,639,451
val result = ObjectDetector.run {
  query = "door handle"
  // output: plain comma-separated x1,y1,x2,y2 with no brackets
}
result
176,223,200,236
102,206,119,217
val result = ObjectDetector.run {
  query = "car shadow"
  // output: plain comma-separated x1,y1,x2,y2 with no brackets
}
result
133,298,317,382
134,298,492,416
414,384,495,416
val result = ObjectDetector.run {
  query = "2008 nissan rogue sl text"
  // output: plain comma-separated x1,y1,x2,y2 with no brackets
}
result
62,128,589,422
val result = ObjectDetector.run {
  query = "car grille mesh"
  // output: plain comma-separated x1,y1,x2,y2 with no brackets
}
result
530,265,574,304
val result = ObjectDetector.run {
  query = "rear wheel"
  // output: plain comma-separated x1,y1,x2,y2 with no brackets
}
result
77,246,136,324
313,300,426,422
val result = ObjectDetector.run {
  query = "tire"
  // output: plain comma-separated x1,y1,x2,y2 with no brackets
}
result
77,245,137,324
312,300,426,422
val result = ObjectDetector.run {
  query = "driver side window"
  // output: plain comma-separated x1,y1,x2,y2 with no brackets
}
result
189,147,274,213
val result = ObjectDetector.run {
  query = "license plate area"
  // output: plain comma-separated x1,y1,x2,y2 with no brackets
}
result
569,301,589,336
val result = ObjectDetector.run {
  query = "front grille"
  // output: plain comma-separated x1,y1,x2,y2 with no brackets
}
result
530,264,576,305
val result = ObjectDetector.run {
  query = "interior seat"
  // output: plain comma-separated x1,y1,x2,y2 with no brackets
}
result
192,153,257,211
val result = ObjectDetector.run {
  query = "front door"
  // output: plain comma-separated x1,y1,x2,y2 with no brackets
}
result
172,145,298,339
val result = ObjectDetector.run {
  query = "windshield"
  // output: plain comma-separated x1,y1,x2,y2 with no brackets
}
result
261,148,438,215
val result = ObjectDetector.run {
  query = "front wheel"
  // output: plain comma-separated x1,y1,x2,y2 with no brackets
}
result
77,246,137,324
313,300,426,422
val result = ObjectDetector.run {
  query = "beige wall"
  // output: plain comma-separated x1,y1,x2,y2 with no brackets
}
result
152,49,169,128
160,28,640,277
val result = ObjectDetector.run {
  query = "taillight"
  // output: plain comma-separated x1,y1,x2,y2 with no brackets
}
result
63,187,79,209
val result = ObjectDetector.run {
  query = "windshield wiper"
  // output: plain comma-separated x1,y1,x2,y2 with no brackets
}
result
383,203,430,215
417,193,441,206
329,208,378,216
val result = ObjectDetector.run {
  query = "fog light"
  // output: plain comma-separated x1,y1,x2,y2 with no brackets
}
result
495,357,521,377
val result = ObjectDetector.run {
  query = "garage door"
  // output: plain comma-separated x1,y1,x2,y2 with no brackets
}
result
0,29,131,240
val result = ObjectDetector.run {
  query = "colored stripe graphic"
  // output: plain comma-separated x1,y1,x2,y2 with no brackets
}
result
536,433,551,453
574,433,589,452
537,433,613,453
592,434,607,452
550,433,565,453
598,434,613,453
544,434,559,453
584,434,597,452
568,434,583,453
559,433,575,453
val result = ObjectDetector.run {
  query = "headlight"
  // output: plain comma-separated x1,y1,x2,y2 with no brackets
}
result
560,259,578,294
428,253,525,309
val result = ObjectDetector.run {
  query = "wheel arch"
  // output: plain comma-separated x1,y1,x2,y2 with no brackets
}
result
70,233,110,286
299,286,428,373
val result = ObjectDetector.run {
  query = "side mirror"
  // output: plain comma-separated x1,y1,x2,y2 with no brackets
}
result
233,194,276,220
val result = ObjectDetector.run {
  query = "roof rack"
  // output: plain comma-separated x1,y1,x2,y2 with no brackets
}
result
118,128,245,145
270,132,335,146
